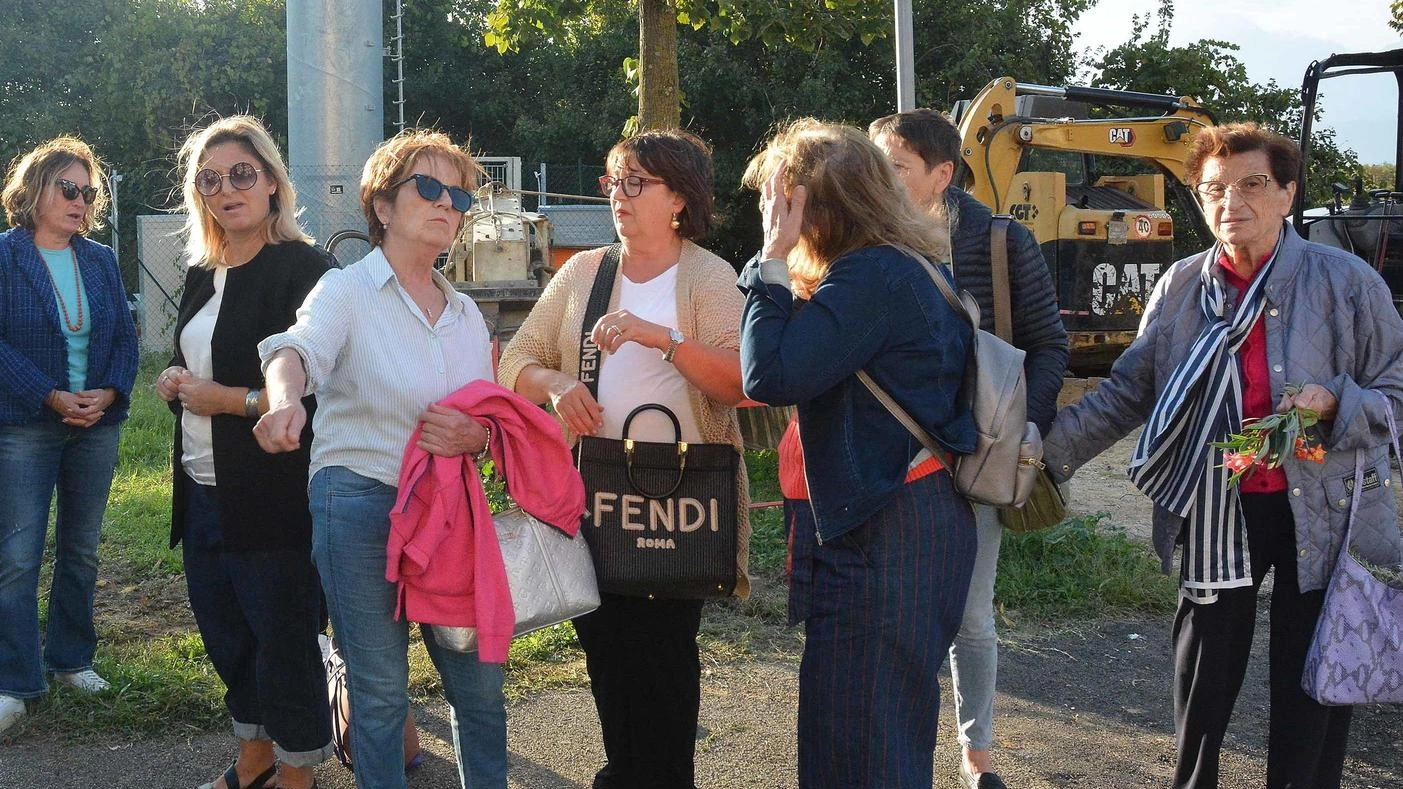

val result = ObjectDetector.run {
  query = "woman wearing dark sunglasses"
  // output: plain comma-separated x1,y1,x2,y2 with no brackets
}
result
0,136,138,735
256,130,508,789
499,129,747,789
155,116,333,789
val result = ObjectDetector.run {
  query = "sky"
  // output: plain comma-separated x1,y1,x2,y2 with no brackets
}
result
1072,0,1402,164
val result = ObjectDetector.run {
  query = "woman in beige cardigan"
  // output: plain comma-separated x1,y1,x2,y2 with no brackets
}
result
498,129,747,789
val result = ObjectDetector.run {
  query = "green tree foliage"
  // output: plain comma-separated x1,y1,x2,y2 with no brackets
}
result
1392,0,1403,33
484,0,892,132
1,0,287,285
1086,0,1363,208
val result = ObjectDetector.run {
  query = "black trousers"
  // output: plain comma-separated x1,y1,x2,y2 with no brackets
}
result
1172,492,1353,789
183,480,332,757
572,593,705,789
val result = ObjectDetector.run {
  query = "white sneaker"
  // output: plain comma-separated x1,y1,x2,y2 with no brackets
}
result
53,669,111,692
0,694,25,734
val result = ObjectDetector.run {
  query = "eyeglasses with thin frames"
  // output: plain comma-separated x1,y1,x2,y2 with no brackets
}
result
194,162,263,197
56,179,98,205
392,173,475,213
1194,173,1274,202
598,174,667,198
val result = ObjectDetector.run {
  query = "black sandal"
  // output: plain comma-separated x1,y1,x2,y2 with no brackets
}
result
197,760,277,789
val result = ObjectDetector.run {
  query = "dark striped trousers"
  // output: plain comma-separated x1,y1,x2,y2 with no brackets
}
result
788,471,977,788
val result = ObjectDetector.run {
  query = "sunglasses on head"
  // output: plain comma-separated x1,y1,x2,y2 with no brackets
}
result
194,161,263,197
392,173,474,213
57,179,98,205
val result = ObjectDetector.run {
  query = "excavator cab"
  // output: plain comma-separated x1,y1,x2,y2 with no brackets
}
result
1293,49,1403,314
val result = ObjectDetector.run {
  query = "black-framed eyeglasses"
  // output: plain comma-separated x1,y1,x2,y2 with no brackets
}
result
194,162,263,196
1193,173,1274,201
393,173,474,213
57,179,98,205
598,174,667,198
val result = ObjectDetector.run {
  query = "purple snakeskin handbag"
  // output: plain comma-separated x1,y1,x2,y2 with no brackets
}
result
1301,395,1403,705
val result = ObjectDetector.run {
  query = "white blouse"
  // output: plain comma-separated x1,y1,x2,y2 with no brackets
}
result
258,247,493,486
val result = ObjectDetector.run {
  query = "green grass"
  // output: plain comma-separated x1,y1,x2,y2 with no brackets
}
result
994,513,1179,621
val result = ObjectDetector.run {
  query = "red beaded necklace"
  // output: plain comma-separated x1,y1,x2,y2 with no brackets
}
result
43,248,84,333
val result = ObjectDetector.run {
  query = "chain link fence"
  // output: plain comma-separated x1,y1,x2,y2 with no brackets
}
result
133,214,188,355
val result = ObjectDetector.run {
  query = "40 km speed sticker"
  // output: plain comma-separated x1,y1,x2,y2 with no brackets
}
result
1134,214,1153,239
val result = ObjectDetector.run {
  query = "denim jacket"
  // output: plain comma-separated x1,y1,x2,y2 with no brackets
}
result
739,245,974,541
0,226,139,426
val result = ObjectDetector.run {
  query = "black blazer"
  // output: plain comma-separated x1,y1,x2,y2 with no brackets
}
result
168,241,329,551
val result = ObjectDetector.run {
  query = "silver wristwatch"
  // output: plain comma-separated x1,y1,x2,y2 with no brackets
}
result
663,328,684,363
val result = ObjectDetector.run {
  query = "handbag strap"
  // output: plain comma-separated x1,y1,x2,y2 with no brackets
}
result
1334,392,1398,562
989,215,1013,343
577,244,622,400
857,244,969,470
856,370,955,470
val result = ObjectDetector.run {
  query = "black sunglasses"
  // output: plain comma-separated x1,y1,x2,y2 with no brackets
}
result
393,173,474,213
194,162,263,196
57,179,98,205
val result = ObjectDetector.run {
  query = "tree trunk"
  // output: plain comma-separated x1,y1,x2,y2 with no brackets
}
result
637,0,680,131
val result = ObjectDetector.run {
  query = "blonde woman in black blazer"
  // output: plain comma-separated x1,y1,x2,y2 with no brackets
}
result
157,116,330,789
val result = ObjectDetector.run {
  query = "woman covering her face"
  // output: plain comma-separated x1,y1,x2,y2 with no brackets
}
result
738,118,976,787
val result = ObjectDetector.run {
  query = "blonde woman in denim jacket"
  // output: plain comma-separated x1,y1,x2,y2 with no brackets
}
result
739,119,975,788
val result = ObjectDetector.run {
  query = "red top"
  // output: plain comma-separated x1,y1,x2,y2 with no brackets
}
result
1219,253,1287,493
777,417,943,502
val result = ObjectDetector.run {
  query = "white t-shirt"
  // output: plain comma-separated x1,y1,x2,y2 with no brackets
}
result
596,265,702,444
179,266,226,485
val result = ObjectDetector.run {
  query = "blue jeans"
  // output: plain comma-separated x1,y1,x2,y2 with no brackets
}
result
309,466,507,789
0,421,120,698
948,502,1002,752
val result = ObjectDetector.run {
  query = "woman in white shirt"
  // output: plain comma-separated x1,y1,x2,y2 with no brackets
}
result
498,129,747,789
255,130,500,789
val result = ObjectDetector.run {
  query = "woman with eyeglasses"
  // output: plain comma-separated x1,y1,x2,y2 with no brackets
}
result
155,116,332,789
1043,123,1403,789
255,129,505,789
498,129,747,788
0,137,137,736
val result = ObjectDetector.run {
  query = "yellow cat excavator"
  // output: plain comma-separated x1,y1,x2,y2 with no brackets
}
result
951,78,1218,372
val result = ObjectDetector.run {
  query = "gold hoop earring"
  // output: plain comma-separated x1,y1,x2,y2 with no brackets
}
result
670,213,681,230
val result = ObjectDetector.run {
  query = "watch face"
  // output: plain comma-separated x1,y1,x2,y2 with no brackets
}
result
670,328,684,343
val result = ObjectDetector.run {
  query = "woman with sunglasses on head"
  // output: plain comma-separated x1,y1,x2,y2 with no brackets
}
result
0,137,137,735
255,130,505,789
499,129,747,789
155,116,332,789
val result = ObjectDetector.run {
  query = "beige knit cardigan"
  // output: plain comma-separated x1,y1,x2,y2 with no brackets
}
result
497,241,751,597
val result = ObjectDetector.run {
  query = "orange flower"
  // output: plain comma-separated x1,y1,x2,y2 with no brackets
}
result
1224,451,1257,474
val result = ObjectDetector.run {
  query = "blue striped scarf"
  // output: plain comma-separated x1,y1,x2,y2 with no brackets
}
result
1128,235,1284,603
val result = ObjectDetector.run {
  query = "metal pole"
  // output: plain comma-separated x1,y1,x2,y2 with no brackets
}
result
393,0,405,133
109,171,122,279
894,0,915,111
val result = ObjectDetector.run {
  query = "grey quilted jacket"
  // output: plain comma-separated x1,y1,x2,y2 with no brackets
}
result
1044,223,1403,592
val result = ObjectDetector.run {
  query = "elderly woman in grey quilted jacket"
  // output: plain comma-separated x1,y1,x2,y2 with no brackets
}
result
1043,122,1403,789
